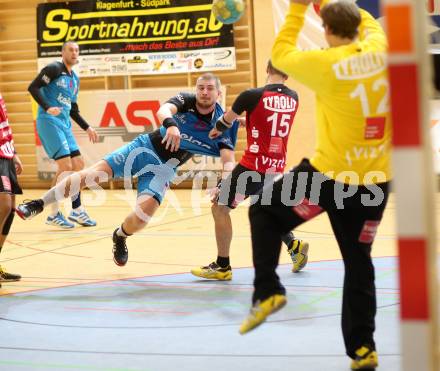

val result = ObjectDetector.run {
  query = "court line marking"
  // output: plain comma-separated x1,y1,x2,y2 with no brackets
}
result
0,347,401,358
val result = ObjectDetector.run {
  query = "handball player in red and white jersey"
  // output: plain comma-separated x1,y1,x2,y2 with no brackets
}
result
191,61,309,281
0,93,23,283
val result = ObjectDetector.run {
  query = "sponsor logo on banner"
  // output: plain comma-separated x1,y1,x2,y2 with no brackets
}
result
82,67,112,75
32,87,227,180
104,56,123,62
167,62,185,71
127,56,149,64
204,62,234,70
81,56,103,62
152,60,165,71
202,48,232,60
36,0,236,77
180,51,200,59
149,53,177,60
194,58,204,69
111,64,128,73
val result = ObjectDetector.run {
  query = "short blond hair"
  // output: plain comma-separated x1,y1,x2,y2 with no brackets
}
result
196,73,221,90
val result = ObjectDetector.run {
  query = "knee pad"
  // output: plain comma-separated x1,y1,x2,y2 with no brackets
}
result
2,210,15,235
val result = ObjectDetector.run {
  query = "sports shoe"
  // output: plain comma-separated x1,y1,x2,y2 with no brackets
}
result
190,262,232,281
288,239,309,273
350,344,378,370
68,210,97,227
239,294,287,334
45,212,75,229
112,229,128,266
0,265,21,282
16,199,44,220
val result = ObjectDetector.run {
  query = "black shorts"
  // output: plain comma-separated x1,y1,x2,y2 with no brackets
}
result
217,163,279,209
0,158,23,195
54,149,81,161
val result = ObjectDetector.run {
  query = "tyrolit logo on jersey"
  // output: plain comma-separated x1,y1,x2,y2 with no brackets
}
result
333,52,387,80
262,95,297,113
180,133,211,150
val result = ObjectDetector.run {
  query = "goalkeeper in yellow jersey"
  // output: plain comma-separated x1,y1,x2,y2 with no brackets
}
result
240,1,391,370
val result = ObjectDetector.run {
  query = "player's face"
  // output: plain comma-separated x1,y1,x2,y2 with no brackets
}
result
62,43,80,66
195,79,220,109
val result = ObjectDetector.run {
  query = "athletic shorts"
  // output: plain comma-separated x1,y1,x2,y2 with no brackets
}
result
217,163,280,209
0,158,23,194
36,115,79,160
104,134,177,204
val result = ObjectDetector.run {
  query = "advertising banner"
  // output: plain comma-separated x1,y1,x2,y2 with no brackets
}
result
33,87,226,182
36,0,236,76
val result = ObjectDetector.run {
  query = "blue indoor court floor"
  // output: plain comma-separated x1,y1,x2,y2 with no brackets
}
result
0,258,400,371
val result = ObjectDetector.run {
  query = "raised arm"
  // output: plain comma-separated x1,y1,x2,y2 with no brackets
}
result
271,0,331,91
358,8,387,51
209,89,253,139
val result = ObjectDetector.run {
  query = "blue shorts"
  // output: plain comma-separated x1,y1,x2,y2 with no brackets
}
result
36,115,79,160
104,134,177,204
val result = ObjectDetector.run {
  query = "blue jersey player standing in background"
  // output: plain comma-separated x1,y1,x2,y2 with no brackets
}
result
18,73,239,267
28,41,99,229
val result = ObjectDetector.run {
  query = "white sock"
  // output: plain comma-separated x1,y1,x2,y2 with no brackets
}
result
49,202,59,217
44,178,75,216
42,188,58,207
116,226,130,238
